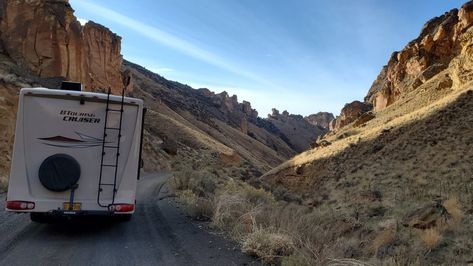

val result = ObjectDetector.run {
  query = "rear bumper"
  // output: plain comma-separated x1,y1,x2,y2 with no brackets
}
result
5,208,134,216
50,209,128,216
5,199,135,214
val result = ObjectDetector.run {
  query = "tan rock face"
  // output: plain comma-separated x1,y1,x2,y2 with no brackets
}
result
333,101,372,130
305,112,334,130
365,1,473,111
82,22,123,93
0,0,123,93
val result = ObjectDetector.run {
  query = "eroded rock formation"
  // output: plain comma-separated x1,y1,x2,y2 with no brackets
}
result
332,101,372,130
0,0,123,93
266,109,327,152
305,112,334,130
365,1,473,111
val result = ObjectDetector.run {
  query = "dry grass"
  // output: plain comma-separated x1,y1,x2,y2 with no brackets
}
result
0,174,8,191
264,80,471,177
419,228,442,250
168,68,473,265
146,109,234,155
258,88,473,264
212,180,272,238
178,189,214,220
371,230,395,256
442,197,463,226
242,228,294,263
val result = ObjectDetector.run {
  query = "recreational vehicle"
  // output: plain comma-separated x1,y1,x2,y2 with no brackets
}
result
5,83,145,222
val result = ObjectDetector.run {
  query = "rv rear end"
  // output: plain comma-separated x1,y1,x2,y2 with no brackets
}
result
6,87,144,222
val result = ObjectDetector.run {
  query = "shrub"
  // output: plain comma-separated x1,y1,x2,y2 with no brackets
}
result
242,228,294,263
0,175,8,191
282,252,315,266
371,230,395,256
178,189,214,220
171,167,193,191
188,171,217,198
212,192,254,236
419,228,442,250
442,197,463,226
171,168,218,198
273,185,288,201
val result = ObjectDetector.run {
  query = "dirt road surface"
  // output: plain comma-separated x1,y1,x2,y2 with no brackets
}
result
0,173,259,265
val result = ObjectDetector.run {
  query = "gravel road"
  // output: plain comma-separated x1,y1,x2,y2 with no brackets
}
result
0,173,259,266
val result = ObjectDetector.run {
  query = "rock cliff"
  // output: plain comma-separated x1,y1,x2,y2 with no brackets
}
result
327,1,473,131
266,108,327,152
332,101,372,130
305,112,334,130
365,1,473,111
0,0,123,93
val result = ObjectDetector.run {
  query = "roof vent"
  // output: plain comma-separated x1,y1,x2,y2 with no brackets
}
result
60,81,83,91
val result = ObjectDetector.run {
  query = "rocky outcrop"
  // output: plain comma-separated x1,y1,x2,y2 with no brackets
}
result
197,89,259,120
82,21,123,93
333,101,372,130
266,108,327,152
305,112,334,130
365,1,473,111
0,0,123,93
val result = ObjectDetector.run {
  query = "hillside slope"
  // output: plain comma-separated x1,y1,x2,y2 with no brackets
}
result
261,2,473,264
124,60,297,176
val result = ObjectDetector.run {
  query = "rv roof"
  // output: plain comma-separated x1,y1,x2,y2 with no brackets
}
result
21,88,143,106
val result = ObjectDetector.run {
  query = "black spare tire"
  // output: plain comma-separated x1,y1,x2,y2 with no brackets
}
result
38,154,81,192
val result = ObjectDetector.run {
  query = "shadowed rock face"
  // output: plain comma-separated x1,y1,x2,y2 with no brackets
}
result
0,0,123,93
365,1,473,111
266,108,327,152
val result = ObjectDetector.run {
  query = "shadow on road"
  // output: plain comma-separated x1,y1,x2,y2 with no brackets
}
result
40,218,124,234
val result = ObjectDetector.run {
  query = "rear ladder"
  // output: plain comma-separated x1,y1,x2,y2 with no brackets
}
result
97,87,126,207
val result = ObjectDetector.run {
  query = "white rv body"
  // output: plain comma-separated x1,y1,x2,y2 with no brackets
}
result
6,88,144,217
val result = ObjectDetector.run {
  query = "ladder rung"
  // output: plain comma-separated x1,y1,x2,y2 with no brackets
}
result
101,164,117,167
104,146,119,149
100,183,115,186
106,127,120,130
107,109,123,112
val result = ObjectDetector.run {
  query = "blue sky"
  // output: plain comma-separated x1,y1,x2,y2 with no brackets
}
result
70,0,465,116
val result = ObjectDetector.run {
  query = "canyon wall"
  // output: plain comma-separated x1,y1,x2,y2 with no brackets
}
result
0,0,123,93
328,1,473,132
365,1,473,111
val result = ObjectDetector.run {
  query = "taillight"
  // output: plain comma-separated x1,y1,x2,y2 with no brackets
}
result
6,201,35,210
108,204,134,213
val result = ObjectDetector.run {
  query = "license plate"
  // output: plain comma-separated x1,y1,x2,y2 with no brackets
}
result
63,202,82,211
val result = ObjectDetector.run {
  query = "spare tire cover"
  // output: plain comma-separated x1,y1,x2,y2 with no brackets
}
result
38,154,81,192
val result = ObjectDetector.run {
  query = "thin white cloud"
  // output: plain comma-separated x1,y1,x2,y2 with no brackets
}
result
77,18,88,26
73,1,279,89
149,67,174,73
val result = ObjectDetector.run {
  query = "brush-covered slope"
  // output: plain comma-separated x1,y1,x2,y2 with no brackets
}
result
124,60,297,176
262,1,473,264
